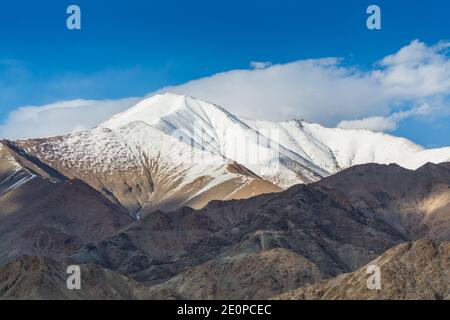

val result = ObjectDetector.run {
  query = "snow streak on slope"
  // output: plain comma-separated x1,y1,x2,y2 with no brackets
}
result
0,143,36,197
242,119,340,174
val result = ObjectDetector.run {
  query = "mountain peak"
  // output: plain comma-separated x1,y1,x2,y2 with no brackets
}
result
100,93,193,129
101,92,243,130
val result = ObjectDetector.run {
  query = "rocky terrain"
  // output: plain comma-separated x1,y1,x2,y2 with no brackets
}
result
70,180,408,287
0,256,141,300
315,162,450,240
275,239,450,300
0,139,134,265
2,239,448,300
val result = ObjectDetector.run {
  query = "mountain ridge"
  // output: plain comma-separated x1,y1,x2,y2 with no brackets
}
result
3,93,449,216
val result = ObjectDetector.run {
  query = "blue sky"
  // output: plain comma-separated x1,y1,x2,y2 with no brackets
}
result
0,0,449,146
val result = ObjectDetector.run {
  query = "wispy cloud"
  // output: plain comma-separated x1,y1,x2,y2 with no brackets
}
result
338,103,434,132
249,61,272,70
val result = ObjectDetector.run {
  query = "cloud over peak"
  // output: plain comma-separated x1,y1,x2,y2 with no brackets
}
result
1,40,449,139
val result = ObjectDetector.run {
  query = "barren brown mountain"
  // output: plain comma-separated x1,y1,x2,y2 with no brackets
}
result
71,180,408,297
315,162,450,240
275,239,450,300
0,141,134,264
70,163,450,299
0,256,141,300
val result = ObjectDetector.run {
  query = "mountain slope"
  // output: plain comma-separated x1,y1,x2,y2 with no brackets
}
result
0,140,67,197
315,162,450,240
102,94,450,183
100,93,450,188
0,256,142,300
1,162,449,299
13,121,281,216
302,122,450,170
275,239,450,300
145,248,324,300
4,240,448,300
71,180,407,289
69,163,450,299
0,176,134,265
101,93,329,188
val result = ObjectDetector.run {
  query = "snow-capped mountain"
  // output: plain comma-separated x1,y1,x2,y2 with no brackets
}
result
4,93,450,215
100,93,329,187
103,93,450,180
101,93,450,183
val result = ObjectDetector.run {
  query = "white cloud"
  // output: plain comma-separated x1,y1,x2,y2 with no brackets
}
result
338,116,398,132
1,40,449,139
157,57,387,124
158,40,449,127
249,61,272,70
375,40,450,98
0,98,139,139
338,103,434,132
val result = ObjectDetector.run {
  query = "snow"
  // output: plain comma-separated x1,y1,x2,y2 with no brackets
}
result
20,116,247,205
11,93,450,196
0,149,36,196
0,171,35,196
100,93,330,188
100,93,450,188
301,122,450,170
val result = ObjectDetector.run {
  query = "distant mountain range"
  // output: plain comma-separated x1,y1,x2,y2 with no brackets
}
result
0,93,449,299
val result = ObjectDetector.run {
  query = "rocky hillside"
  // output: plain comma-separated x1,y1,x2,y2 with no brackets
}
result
315,162,450,240
275,239,450,300
2,240,448,300
0,147,134,265
0,256,141,300
70,180,409,298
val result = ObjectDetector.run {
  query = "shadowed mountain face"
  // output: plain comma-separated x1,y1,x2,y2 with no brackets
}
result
0,143,134,263
0,177,134,265
68,163,450,299
0,144,134,265
70,181,408,298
